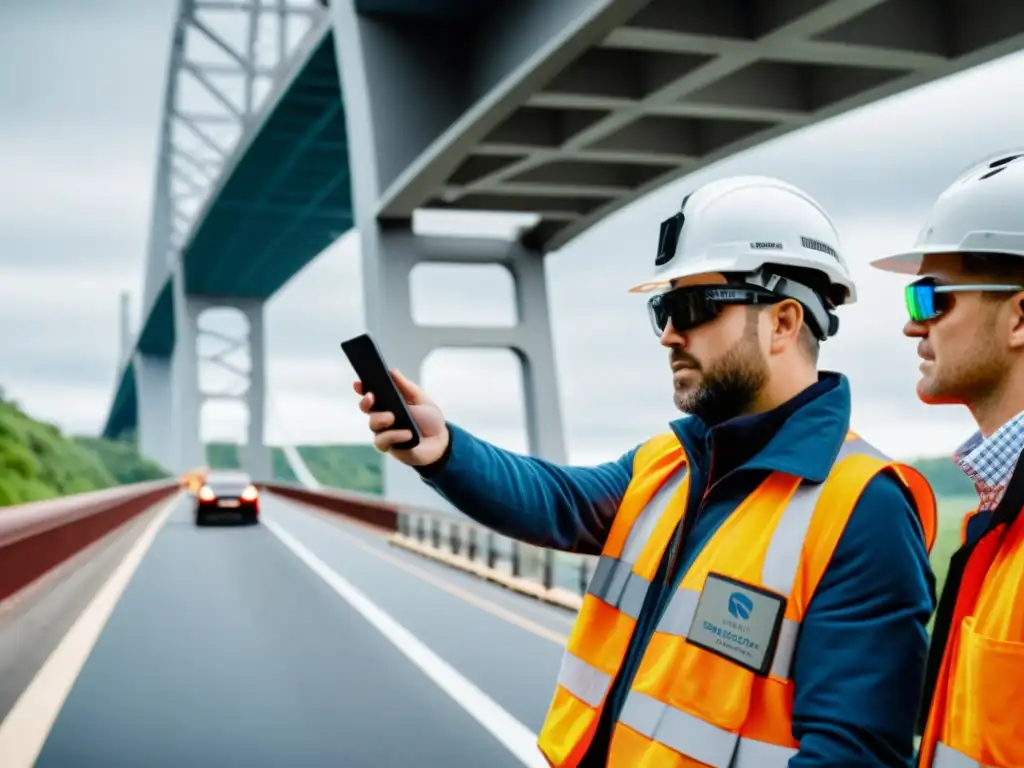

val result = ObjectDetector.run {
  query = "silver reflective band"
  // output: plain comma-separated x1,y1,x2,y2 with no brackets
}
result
931,742,998,768
585,467,689,619
556,651,612,708
618,690,797,768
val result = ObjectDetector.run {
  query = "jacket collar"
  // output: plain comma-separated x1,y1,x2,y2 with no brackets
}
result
668,371,852,484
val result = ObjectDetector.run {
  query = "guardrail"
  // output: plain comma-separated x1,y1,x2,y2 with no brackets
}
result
0,479,181,603
392,509,596,611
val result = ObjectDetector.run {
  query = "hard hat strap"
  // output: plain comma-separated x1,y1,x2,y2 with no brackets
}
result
740,268,838,341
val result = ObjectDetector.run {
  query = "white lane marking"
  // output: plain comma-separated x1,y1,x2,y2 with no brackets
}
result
0,495,180,767
261,515,550,768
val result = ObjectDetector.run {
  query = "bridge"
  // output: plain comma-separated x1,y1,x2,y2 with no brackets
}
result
3,0,1024,764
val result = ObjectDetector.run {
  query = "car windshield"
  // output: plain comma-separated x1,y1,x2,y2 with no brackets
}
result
204,472,252,495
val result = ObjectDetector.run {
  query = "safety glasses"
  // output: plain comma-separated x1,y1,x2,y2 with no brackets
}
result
647,285,779,336
904,277,1024,323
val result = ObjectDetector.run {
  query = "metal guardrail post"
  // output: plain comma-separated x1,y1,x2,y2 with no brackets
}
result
542,549,554,589
578,557,589,595
467,526,477,561
511,540,521,577
486,531,496,568
449,521,460,555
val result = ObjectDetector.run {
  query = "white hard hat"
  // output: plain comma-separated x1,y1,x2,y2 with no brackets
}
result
628,175,856,306
871,149,1024,275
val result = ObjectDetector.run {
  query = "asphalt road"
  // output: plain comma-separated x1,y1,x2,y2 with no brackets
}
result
27,493,575,768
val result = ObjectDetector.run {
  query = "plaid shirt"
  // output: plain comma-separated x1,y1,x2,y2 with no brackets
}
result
954,409,1024,511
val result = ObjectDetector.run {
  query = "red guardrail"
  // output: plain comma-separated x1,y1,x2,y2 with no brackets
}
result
0,479,181,603
257,482,408,531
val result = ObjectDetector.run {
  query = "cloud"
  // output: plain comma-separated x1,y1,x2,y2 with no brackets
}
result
4,5,1024,475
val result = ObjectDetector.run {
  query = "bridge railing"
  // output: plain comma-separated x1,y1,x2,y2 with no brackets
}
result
256,482,594,609
392,509,595,610
0,479,181,604
257,481,400,531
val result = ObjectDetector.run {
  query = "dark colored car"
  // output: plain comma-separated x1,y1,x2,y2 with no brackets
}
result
194,471,260,526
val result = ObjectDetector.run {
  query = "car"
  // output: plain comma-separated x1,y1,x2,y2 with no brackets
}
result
194,471,260,526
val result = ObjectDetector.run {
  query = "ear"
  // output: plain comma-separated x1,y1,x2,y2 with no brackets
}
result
1009,292,1024,350
769,299,803,354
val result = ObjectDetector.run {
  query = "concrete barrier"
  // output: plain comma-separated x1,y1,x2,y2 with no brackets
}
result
0,480,181,604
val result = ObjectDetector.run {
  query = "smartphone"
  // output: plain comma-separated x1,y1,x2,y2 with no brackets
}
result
341,333,422,451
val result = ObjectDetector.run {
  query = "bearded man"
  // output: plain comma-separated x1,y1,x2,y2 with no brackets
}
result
357,175,938,768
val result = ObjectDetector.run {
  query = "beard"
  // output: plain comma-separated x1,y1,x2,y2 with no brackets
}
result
672,323,769,427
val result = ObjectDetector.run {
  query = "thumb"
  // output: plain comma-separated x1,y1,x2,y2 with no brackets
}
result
390,368,431,405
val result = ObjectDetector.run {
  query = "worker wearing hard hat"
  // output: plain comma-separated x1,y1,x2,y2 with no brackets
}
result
358,175,938,767
871,150,1024,768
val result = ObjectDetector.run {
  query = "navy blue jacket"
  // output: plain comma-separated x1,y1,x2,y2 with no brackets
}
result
418,372,936,767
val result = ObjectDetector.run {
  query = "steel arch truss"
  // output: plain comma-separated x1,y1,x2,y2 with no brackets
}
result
147,0,328,309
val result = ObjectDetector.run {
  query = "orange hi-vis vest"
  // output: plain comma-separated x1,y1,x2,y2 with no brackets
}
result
537,430,936,768
918,501,1024,768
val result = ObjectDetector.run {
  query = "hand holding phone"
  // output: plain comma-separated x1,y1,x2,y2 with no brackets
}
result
341,334,449,464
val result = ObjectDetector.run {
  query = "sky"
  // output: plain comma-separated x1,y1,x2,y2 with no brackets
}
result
4,1,1024,471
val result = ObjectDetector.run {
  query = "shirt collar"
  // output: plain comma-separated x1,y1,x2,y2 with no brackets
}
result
954,409,1024,495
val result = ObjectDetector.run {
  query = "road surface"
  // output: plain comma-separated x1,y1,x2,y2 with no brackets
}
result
3,493,577,767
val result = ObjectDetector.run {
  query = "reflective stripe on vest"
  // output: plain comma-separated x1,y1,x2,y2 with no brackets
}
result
554,465,689,708
930,742,998,768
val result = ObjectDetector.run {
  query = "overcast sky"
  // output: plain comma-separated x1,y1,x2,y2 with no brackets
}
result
4,1,1024,469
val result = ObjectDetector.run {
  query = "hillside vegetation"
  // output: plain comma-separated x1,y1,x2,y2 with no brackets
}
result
206,441,382,495
0,393,170,507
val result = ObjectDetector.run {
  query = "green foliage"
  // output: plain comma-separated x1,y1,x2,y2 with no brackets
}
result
285,444,382,495
0,396,170,508
205,442,241,470
908,455,976,498
207,441,384,494
71,436,171,485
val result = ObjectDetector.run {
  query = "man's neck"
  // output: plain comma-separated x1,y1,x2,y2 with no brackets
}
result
970,367,1024,437
751,367,818,415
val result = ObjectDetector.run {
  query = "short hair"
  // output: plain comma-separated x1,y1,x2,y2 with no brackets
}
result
960,252,1024,282
960,253,1024,304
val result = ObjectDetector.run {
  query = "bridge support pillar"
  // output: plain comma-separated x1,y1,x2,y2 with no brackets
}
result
135,353,175,472
363,224,568,510
168,265,271,480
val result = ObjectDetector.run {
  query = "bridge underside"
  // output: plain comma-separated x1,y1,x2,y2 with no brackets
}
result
397,0,1024,252
104,0,1024,444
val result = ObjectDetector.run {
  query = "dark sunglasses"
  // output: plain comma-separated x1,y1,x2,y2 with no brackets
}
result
647,285,779,336
904,276,1024,323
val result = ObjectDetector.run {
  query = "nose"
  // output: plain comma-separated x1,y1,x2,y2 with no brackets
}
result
903,319,927,338
660,319,686,348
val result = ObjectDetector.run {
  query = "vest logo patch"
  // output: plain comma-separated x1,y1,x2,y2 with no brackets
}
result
684,573,786,677
728,591,754,620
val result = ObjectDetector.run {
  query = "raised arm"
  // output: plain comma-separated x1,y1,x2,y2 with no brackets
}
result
789,472,937,767
418,423,639,554
355,369,640,555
